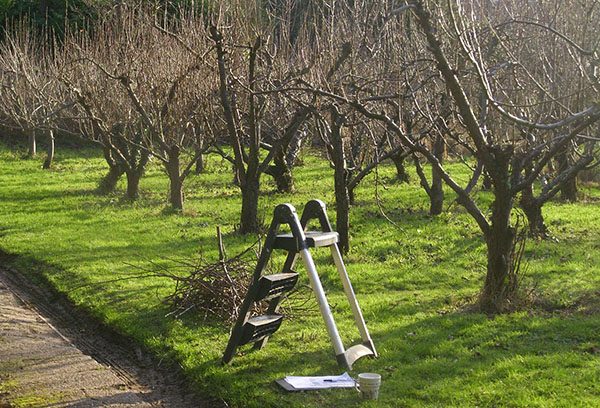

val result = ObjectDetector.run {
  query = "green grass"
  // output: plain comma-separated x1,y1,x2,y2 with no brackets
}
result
1,141,600,407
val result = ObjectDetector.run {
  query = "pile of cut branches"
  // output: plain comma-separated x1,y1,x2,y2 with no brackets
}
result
154,228,316,323
162,251,257,322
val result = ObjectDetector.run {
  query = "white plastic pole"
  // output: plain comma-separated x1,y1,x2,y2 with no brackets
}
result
299,248,345,356
330,244,372,344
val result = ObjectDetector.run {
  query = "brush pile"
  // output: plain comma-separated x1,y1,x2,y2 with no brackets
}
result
158,230,316,323
162,252,257,322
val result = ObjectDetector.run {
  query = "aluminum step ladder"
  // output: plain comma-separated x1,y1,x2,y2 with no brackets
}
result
221,199,377,370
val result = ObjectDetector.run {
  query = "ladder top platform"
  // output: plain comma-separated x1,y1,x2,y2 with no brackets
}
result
274,231,339,251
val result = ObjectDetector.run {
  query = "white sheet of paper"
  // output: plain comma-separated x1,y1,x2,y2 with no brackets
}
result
283,372,355,389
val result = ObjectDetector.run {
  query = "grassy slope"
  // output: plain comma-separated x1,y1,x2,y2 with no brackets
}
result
1,142,600,407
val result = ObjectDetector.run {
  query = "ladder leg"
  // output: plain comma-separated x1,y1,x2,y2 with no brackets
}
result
299,248,348,368
330,244,377,356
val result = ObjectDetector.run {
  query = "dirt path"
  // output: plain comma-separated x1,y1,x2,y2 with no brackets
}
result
0,261,220,408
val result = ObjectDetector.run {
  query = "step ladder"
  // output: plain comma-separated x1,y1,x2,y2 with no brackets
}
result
221,199,377,370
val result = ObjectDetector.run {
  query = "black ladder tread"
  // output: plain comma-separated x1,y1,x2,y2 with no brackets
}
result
240,314,284,345
260,272,299,281
255,272,299,301
247,314,283,326
273,231,339,251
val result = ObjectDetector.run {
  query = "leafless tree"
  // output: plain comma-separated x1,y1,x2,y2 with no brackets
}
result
404,0,599,311
207,2,314,233
0,22,69,168
62,5,213,206
318,0,600,312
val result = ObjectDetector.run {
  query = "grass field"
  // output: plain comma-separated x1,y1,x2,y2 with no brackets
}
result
1,140,600,407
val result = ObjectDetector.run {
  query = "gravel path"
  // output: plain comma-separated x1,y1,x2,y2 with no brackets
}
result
0,261,220,408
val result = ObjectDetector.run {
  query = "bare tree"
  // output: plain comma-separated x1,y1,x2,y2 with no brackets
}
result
321,0,600,312
207,3,313,233
63,5,213,206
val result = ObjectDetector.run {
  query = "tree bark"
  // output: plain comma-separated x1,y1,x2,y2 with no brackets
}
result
125,170,141,201
240,177,260,234
429,134,445,215
390,151,409,183
42,130,54,169
519,177,548,237
98,165,124,194
166,147,184,211
334,167,350,254
556,149,578,201
479,147,516,313
194,152,204,175
329,111,350,253
28,130,36,157
267,148,295,193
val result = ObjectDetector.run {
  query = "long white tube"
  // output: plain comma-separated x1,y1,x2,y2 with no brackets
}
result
330,244,372,344
299,248,345,356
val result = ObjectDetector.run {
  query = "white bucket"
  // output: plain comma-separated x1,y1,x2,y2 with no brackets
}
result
356,372,381,400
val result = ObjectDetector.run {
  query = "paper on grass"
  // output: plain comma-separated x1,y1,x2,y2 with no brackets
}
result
282,372,355,390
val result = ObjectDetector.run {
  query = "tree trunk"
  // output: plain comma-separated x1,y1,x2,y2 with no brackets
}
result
97,164,124,194
42,130,54,169
334,167,350,254
481,220,515,314
519,182,547,238
240,177,260,234
348,173,356,206
125,170,141,201
330,113,350,253
479,147,516,314
97,145,124,194
194,152,204,175
481,172,492,191
390,151,409,183
166,147,184,211
267,149,295,193
28,130,36,157
560,176,578,202
429,134,445,215
556,149,578,201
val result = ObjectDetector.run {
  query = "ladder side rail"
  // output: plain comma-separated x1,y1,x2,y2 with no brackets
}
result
300,199,334,232
303,199,377,359
330,243,377,356
252,204,307,351
224,204,302,364
299,248,348,369
222,217,282,364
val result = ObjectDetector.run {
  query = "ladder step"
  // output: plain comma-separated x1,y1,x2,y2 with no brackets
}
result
274,231,339,251
240,315,283,345
256,272,299,302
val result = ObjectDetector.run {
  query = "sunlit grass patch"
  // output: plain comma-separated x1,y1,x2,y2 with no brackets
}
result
1,141,599,407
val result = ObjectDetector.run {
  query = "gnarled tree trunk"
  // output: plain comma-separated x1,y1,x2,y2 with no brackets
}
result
329,110,350,253
557,149,578,202
519,181,547,238
390,150,409,183
166,146,184,211
97,146,124,194
125,170,142,201
429,134,445,215
479,147,516,313
240,177,260,234
266,148,295,193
